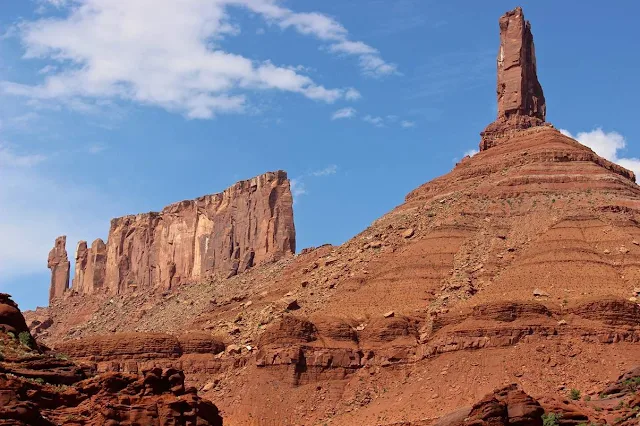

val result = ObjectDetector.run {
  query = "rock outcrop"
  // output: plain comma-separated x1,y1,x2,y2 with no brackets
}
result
0,293,30,335
47,236,70,303
459,384,544,425
481,7,547,151
0,293,223,425
49,171,295,301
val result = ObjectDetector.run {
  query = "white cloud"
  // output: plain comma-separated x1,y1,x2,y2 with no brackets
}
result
363,115,384,127
311,164,337,176
329,40,377,55
345,87,361,101
332,107,356,120
242,2,396,76
358,54,399,77
400,120,415,128
463,148,478,157
560,128,640,177
3,0,394,119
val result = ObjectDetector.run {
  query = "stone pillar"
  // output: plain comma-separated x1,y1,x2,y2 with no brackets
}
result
48,236,70,303
480,7,547,151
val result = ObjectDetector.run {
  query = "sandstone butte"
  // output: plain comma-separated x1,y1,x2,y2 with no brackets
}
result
20,6,640,426
48,170,296,302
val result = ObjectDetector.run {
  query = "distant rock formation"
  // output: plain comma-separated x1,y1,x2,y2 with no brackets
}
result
73,239,107,295
480,6,548,151
47,236,70,303
49,171,296,302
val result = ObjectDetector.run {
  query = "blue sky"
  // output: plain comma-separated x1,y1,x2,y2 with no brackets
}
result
1,0,639,310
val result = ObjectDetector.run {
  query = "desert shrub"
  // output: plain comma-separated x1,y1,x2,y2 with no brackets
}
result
18,331,35,349
622,377,640,391
569,388,581,400
542,413,562,426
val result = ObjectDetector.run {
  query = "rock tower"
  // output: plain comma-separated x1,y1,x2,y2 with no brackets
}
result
47,236,70,303
480,7,547,150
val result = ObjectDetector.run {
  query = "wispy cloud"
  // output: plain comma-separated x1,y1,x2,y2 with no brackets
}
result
363,115,384,127
86,142,107,154
361,114,416,128
463,148,478,157
311,164,337,176
290,178,307,199
560,128,640,177
332,107,356,120
3,0,396,119
0,143,47,167
290,163,338,202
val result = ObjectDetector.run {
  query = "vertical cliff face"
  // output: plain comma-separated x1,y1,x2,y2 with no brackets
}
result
48,171,295,301
47,236,70,303
480,7,547,151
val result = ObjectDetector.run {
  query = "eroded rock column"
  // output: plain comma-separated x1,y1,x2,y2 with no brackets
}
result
480,7,547,151
48,236,70,303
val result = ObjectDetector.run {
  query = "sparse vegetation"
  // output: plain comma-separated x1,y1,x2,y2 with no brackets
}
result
622,377,640,391
18,331,35,349
542,412,562,426
569,388,581,400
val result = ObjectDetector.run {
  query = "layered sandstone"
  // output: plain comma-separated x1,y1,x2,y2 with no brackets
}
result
47,236,70,303
0,294,223,426
49,171,295,300
481,7,547,151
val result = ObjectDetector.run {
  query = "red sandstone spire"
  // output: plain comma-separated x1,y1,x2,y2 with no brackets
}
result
48,235,70,303
480,7,547,151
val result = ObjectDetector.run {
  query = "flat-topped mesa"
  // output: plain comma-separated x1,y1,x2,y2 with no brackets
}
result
480,7,548,151
47,236,70,303
49,171,295,302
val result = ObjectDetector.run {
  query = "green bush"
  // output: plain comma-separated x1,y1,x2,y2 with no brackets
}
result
569,388,581,400
542,413,562,426
18,331,35,349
